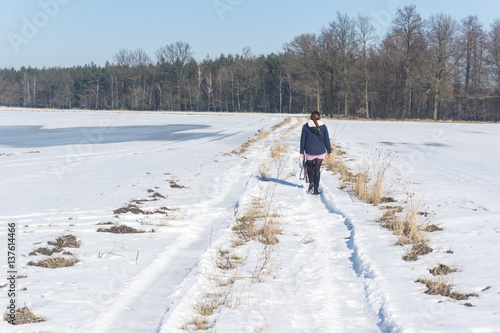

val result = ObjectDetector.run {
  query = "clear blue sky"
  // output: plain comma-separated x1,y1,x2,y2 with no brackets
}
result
1,0,499,69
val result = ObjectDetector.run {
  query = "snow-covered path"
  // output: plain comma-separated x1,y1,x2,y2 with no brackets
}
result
240,182,382,332
1,109,499,332
155,118,385,332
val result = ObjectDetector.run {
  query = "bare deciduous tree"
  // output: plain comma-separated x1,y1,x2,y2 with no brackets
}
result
156,41,193,110
285,33,323,112
357,14,377,118
426,13,462,120
324,12,358,117
390,5,427,119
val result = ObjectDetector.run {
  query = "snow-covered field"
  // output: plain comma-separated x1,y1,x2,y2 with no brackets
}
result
1,109,499,333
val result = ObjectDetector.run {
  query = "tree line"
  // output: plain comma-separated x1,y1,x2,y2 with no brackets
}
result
1,6,499,121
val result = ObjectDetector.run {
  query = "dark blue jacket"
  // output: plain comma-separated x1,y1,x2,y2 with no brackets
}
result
300,120,332,155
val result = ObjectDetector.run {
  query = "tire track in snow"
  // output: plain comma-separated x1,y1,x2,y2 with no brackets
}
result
91,118,294,332
258,182,381,332
319,186,402,333
178,124,381,331
154,118,302,332
91,158,256,332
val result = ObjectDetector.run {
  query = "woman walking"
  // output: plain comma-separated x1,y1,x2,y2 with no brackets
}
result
300,111,332,195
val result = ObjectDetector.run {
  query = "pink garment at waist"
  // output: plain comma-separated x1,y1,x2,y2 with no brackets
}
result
305,153,326,161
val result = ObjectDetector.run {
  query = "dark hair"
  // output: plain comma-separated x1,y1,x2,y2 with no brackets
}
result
310,111,321,135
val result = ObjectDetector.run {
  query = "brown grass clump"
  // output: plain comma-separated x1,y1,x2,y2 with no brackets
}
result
430,264,458,276
216,251,242,271
351,155,390,205
30,234,80,256
183,316,211,331
416,277,477,301
233,198,281,245
147,189,166,198
258,221,281,245
382,197,428,247
323,145,355,189
270,140,287,160
29,247,64,256
416,277,452,297
324,144,390,205
27,257,79,269
114,204,145,215
232,129,270,155
168,179,187,189
48,234,81,248
97,224,145,234
3,306,45,325
423,224,443,232
256,129,270,141
271,117,292,131
352,169,370,201
402,243,433,261
194,294,221,317
377,196,435,262
380,197,397,203
233,198,264,239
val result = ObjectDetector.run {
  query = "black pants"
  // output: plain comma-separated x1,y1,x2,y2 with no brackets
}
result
306,158,322,190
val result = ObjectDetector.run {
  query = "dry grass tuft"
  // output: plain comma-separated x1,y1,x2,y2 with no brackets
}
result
232,128,270,155
258,220,281,245
168,179,187,189
97,224,146,234
379,205,403,212
381,197,428,247
430,264,458,276
48,234,81,248
351,154,390,205
29,247,64,256
233,198,281,245
258,161,271,180
324,144,390,205
3,306,45,325
323,141,352,181
416,277,477,300
270,140,287,160
194,293,221,316
216,251,242,271
402,243,433,261
271,117,292,131
114,204,145,215
30,235,80,256
233,199,263,241
27,257,79,269
423,224,443,232
416,277,452,297
376,196,436,262
148,190,166,198
256,129,270,141
377,209,398,224
183,316,211,331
